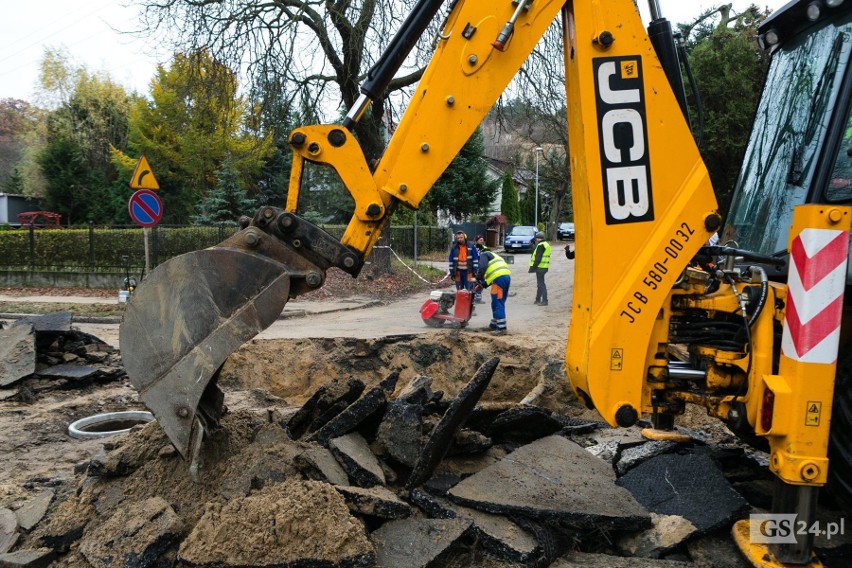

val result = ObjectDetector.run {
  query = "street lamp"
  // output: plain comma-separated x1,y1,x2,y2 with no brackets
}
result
534,147,543,230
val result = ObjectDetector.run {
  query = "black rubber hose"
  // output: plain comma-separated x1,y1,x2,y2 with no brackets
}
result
678,35,704,147
746,266,769,328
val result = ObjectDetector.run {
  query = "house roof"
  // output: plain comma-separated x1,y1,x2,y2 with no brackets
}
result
484,158,530,189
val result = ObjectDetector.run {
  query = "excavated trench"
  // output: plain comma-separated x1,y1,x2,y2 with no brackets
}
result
4,331,593,567
218,334,578,414
13,328,845,568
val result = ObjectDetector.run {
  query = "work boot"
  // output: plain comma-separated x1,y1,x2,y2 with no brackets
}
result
534,300,541,305
492,329,507,336
538,301,548,306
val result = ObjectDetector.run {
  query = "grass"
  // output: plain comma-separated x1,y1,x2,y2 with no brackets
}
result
0,302,124,318
0,257,449,316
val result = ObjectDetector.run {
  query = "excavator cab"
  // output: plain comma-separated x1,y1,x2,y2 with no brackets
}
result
724,3,852,268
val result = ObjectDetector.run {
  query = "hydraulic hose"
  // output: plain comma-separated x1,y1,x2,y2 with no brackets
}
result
343,0,446,130
677,34,705,147
746,266,769,328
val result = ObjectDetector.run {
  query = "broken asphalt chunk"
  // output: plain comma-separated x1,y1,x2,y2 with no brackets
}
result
487,405,564,443
14,490,53,532
447,435,650,531
334,486,412,519
330,432,386,488
0,509,19,554
585,426,647,447
585,440,620,465
395,375,438,405
0,325,35,387
406,357,500,490
79,497,183,568
296,446,350,486
286,376,365,439
410,488,539,564
617,451,749,535
615,440,678,476
11,312,72,333
178,481,374,567
370,517,473,568
374,401,423,467
34,364,99,380
310,371,400,446
0,548,56,568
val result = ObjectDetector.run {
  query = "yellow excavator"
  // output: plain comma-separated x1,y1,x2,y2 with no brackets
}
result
119,0,852,565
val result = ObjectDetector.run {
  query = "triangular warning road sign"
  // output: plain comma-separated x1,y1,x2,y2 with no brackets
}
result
130,156,160,190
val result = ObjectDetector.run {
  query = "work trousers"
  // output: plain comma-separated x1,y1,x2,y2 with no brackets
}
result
535,270,548,303
488,275,511,331
454,270,473,290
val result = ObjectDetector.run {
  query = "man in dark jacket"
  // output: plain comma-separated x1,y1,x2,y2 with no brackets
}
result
448,231,478,291
529,232,551,306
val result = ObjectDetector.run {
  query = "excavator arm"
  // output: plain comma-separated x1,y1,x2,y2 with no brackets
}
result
121,0,719,471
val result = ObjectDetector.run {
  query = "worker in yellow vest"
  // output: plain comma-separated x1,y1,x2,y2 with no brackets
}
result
529,232,551,306
475,249,512,335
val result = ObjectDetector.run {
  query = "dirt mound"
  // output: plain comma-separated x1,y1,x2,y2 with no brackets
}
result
219,334,576,414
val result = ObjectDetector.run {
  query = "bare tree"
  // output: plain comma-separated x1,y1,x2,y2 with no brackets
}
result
134,0,435,161
491,19,571,239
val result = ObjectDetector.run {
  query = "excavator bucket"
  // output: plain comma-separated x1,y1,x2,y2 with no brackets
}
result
119,243,293,460
119,210,362,467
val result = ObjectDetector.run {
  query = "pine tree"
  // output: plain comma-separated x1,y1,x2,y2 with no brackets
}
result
426,128,498,222
2,168,24,194
519,187,536,226
193,159,256,226
499,171,520,224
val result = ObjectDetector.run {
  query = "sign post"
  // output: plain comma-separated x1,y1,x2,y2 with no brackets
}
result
127,157,163,275
128,189,163,275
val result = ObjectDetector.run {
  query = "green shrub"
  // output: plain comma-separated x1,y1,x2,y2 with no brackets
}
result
0,224,451,271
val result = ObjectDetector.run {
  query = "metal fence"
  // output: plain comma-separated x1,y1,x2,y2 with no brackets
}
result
0,223,452,273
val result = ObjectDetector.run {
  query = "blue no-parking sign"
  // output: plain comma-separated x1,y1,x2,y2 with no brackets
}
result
128,189,163,227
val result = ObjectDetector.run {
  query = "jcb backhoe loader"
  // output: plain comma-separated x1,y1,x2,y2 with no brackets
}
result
119,0,852,565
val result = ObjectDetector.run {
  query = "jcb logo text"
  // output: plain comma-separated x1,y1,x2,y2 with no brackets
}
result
594,57,654,224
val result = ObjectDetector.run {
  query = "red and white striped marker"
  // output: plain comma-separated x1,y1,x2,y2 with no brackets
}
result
781,228,850,364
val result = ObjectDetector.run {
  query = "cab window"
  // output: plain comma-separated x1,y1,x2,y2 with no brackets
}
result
825,107,852,201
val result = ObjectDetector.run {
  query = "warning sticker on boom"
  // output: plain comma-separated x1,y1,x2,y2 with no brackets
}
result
611,348,624,371
805,401,822,427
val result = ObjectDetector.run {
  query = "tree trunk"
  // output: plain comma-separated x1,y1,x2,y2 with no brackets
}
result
370,233,393,276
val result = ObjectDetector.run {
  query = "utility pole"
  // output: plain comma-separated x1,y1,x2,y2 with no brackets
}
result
534,147,543,229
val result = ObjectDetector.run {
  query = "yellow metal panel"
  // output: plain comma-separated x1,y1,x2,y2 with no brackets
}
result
760,205,852,486
563,0,719,426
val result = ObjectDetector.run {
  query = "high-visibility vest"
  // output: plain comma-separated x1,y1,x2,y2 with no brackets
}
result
529,241,551,269
483,252,511,285
449,242,477,273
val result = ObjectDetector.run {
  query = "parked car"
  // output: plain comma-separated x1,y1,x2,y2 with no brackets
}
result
503,225,537,252
557,222,575,240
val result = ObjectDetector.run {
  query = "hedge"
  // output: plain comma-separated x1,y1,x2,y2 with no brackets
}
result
0,224,451,272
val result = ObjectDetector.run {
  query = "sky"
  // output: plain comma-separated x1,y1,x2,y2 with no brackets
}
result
0,0,790,103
